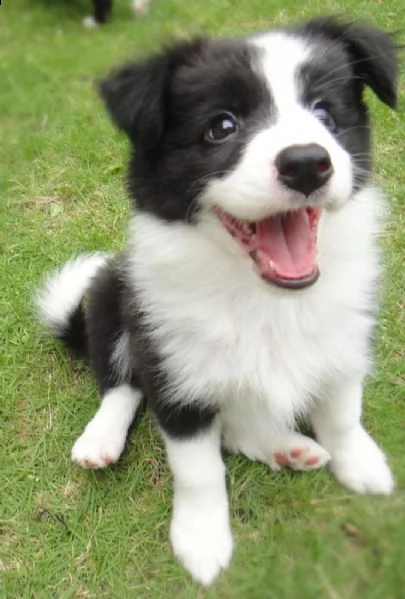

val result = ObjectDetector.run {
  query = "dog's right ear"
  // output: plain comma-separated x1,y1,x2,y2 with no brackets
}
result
100,39,206,151
100,54,170,151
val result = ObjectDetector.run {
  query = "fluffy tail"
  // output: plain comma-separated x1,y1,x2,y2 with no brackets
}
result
36,253,109,355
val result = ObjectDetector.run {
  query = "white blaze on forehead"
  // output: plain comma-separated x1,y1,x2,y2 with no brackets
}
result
198,31,353,222
250,33,311,112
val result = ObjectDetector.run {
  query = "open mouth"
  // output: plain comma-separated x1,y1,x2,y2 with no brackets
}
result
215,206,322,289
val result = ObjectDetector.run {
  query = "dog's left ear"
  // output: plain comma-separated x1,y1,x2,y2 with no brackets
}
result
305,17,398,108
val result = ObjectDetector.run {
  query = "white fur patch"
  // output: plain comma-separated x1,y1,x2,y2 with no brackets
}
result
164,426,233,586
83,15,99,28
110,331,134,382
252,33,310,109
72,385,142,469
132,0,151,15
36,253,109,337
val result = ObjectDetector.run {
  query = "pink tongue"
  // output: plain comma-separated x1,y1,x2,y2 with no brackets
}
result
256,210,315,279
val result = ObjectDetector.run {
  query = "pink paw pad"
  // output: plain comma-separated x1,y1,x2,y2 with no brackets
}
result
290,448,304,458
275,453,291,466
271,439,330,472
305,455,320,466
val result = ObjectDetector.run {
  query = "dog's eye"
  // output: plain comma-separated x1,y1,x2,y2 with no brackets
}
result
312,101,336,132
206,112,239,143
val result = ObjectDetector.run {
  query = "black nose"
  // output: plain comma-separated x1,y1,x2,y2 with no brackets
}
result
275,143,333,196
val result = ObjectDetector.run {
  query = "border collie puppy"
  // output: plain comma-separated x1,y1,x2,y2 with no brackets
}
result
37,18,398,585
84,0,150,27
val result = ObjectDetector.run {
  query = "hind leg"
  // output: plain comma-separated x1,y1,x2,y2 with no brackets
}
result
225,430,331,472
72,262,142,469
222,412,330,473
265,431,331,472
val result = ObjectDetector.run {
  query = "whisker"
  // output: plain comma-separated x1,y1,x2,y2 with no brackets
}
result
335,126,371,138
315,53,382,87
310,75,362,95
184,169,230,222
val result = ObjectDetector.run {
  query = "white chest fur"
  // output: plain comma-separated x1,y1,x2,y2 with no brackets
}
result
127,187,383,445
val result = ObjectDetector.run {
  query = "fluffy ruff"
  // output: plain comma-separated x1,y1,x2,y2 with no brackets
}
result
37,17,398,585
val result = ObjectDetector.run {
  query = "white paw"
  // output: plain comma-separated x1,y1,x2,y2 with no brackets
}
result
83,15,99,28
330,428,394,495
72,386,141,469
71,419,126,469
268,432,331,472
170,499,233,585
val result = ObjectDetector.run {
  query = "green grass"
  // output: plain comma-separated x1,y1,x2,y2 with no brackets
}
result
1,0,404,597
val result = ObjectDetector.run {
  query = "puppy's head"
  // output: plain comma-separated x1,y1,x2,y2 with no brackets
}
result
101,18,397,290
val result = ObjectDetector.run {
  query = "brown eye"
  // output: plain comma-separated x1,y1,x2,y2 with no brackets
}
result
205,112,239,143
312,101,336,132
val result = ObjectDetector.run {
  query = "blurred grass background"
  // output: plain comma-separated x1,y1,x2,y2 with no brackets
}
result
0,0,404,597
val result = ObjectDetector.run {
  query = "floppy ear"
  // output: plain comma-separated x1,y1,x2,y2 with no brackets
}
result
100,54,171,150
100,39,206,151
304,17,398,108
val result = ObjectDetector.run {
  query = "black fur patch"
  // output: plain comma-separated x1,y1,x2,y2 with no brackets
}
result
58,304,87,356
102,39,273,222
85,259,131,393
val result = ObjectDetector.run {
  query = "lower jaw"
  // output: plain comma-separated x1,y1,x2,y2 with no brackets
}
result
259,266,320,290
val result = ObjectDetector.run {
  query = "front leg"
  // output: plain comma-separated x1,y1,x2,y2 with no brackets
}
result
159,410,233,585
135,315,232,584
311,378,394,495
